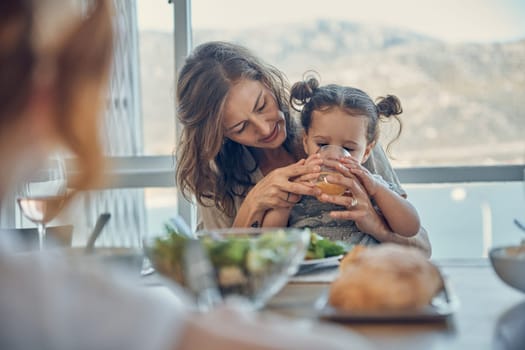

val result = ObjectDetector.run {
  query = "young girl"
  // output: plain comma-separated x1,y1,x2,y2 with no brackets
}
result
262,75,420,245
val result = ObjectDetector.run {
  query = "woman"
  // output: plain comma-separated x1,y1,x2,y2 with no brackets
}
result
0,1,369,349
176,41,431,256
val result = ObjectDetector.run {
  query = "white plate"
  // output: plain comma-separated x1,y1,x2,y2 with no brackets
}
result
301,255,343,267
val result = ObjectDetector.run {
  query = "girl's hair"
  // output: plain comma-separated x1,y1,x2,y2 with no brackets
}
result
176,41,300,217
290,74,403,153
0,0,113,191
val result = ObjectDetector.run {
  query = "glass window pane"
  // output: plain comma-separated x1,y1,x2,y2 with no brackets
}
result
191,0,525,167
191,0,525,259
51,187,178,248
406,182,525,259
137,0,175,155
144,187,179,235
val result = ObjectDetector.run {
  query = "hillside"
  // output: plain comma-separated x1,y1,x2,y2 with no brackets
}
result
138,20,525,166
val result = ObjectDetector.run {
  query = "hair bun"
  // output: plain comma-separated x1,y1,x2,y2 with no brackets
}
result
290,71,320,110
376,95,402,117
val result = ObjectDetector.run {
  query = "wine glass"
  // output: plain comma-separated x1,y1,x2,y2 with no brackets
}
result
17,154,67,250
315,145,350,195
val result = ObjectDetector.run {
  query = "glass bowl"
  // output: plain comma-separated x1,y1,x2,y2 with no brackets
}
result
144,227,310,309
489,244,525,293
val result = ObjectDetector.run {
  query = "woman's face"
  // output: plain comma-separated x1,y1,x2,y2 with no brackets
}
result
302,107,374,163
222,79,287,149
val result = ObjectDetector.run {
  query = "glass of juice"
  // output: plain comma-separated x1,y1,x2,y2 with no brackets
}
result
315,145,350,195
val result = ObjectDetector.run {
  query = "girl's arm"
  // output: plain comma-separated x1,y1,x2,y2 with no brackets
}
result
362,143,407,196
345,158,420,237
369,182,420,237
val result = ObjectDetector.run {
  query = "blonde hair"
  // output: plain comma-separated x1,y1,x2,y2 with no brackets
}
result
0,0,113,192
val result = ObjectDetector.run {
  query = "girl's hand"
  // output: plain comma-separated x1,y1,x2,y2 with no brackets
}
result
317,171,390,239
245,158,322,212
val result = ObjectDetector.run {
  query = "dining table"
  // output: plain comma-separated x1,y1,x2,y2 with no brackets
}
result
142,257,524,349
8,233,524,349
261,258,525,350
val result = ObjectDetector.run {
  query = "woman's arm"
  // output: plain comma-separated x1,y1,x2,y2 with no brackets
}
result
376,226,432,258
232,200,267,228
260,208,291,228
232,159,320,228
197,160,319,229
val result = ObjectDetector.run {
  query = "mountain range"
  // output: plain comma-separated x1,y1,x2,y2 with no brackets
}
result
139,19,525,166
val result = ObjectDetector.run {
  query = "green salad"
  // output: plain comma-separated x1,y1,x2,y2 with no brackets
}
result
146,225,350,298
305,231,350,260
147,225,302,294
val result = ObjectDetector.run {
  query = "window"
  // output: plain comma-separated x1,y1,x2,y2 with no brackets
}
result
137,0,176,155
190,0,525,258
3,0,522,256
136,0,179,236
18,0,179,246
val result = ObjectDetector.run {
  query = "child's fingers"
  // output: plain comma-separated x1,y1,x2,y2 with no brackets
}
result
349,167,372,183
304,153,322,166
293,172,321,183
341,157,368,171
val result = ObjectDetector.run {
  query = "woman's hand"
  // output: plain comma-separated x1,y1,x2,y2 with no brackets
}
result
245,157,321,207
234,156,321,228
317,170,391,239
340,156,385,197
289,153,324,194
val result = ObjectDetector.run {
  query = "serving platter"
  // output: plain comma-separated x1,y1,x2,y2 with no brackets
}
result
315,278,459,322
300,255,343,267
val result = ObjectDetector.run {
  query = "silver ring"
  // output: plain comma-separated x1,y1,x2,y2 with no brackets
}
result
350,197,358,208
286,192,291,202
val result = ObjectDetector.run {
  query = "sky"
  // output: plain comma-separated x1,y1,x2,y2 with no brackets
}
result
137,0,525,43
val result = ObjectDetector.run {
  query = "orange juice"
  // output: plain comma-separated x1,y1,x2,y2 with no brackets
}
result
315,172,346,195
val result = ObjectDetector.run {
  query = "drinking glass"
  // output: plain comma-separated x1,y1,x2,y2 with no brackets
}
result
17,155,67,250
315,145,350,195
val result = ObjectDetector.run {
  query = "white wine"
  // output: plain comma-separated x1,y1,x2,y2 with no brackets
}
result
17,196,65,224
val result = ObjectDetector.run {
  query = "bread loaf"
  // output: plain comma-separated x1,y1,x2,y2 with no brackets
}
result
329,244,442,311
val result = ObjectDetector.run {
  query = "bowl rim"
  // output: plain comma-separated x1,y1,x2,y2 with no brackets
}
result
142,227,311,249
489,245,525,261
194,227,310,237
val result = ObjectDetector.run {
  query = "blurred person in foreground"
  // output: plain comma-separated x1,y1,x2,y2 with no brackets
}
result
0,1,372,349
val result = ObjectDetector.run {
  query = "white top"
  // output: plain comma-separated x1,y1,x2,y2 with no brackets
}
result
0,235,186,350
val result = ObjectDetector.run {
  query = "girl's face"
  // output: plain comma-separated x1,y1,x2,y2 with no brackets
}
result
302,107,374,163
222,79,287,149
